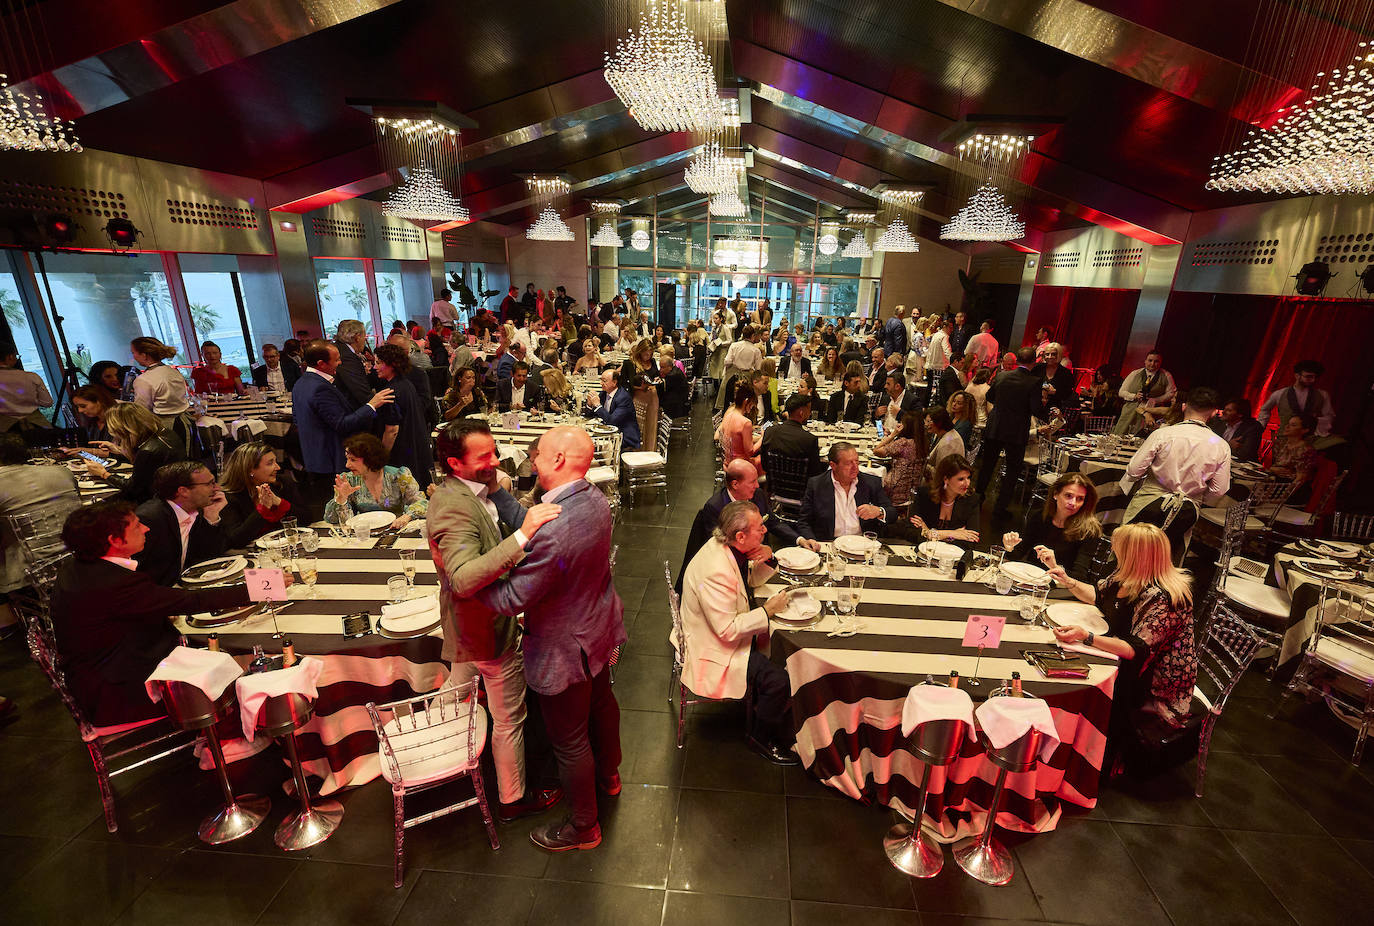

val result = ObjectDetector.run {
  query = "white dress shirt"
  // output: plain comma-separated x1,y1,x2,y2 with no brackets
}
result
542,478,585,504
429,299,458,322
831,476,861,537
133,364,190,415
457,476,528,547
102,555,139,571
604,319,620,341
883,390,906,433
307,367,335,383
966,331,999,368
510,382,526,408
264,364,286,393
1124,418,1232,504
168,500,198,568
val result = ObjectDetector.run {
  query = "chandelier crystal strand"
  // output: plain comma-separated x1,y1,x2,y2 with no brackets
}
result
708,186,747,216
1208,43,1374,195
941,182,1026,241
685,96,742,193
375,117,467,223
841,232,873,258
0,74,81,153
874,190,924,253
589,200,624,247
526,177,574,241
940,134,1029,243
605,1,724,133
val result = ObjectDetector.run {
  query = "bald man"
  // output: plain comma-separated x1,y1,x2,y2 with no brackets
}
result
475,427,626,852
676,458,799,593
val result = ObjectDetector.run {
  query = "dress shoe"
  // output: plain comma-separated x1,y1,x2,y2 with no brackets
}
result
597,773,622,796
747,736,800,766
498,787,563,823
530,818,602,852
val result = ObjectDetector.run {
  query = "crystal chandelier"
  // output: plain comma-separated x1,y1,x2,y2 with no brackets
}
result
527,206,575,241
874,190,924,253
525,177,574,241
841,232,873,258
605,1,724,133
686,142,746,194
816,228,840,256
709,187,747,216
873,218,919,253
0,75,81,153
941,182,1025,241
374,116,467,223
1208,44,1374,195
589,200,624,248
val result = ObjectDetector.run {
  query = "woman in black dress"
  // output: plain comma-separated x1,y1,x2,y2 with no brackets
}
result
1002,472,1103,580
374,343,433,491
218,441,303,546
909,454,980,550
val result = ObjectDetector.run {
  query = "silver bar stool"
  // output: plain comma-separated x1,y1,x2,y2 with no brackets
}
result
883,715,968,878
953,694,1045,886
256,692,343,851
154,680,269,844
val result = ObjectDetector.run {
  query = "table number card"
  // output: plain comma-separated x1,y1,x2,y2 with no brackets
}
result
962,613,1006,648
244,568,288,602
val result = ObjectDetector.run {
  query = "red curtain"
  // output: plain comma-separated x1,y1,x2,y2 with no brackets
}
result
1022,286,1140,373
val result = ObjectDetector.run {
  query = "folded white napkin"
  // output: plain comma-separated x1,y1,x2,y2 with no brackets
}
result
381,594,438,620
975,695,1061,763
145,646,243,704
235,656,325,741
380,594,440,631
230,417,268,437
901,683,975,737
196,415,228,431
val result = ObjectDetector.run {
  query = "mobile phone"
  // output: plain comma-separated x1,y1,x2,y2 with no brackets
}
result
78,450,112,467
342,612,372,637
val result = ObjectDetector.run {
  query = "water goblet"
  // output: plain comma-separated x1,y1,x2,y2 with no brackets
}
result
387,575,409,603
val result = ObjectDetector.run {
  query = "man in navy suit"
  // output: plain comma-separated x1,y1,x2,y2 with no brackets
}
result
291,341,393,518
589,368,641,449
796,443,898,549
824,371,871,425
475,426,626,853
976,346,1044,517
496,362,545,412
883,305,909,357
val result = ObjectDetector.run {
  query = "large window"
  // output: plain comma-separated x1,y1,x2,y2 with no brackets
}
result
373,259,405,328
314,258,374,341
0,266,57,401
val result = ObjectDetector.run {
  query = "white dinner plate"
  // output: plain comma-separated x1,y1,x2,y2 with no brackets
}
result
378,596,441,633
835,535,881,557
1299,540,1361,560
774,592,822,623
776,547,821,573
918,540,964,561
1290,558,1357,581
181,555,248,584
347,510,397,531
1045,602,1109,635
1001,561,1049,584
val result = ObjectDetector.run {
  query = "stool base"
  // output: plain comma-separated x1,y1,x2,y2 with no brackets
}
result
883,821,943,878
199,794,270,845
274,800,343,851
953,835,1014,886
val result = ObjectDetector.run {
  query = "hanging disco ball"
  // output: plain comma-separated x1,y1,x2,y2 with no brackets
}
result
817,233,839,256
630,229,651,251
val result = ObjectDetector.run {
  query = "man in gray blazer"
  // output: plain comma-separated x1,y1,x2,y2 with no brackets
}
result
475,426,626,853
429,419,564,823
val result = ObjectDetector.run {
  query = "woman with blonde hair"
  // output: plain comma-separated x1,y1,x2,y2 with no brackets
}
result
1049,523,1196,754
574,338,603,375
84,401,186,504
217,441,301,545
1003,472,1103,579
130,336,194,450
816,345,842,381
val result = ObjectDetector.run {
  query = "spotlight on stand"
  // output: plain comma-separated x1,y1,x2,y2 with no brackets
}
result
41,213,79,244
1359,265,1374,296
1293,260,1332,296
103,217,142,250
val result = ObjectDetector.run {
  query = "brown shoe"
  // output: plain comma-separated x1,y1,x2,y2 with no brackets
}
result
597,773,622,796
530,818,601,852
498,787,563,824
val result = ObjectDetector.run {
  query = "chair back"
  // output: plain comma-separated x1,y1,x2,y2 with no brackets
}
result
866,391,882,421
7,508,77,570
664,560,686,669
1211,498,1253,598
1083,415,1113,435
656,410,672,459
17,554,96,737
1333,511,1374,542
763,449,810,509
1194,601,1263,718
1303,464,1346,521
1311,582,1374,662
1083,534,1116,587
366,677,482,787
1249,477,1301,528
591,430,622,470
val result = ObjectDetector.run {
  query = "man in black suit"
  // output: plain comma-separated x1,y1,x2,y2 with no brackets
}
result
824,372,871,425
1209,398,1263,463
976,346,1044,516
654,353,691,419
839,339,865,369
876,372,922,431
134,461,231,587
496,362,545,412
333,319,375,410
796,443,897,549
51,501,257,726
778,343,811,380
250,343,301,392
676,459,800,592
761,394,826,481
936,354,966,406
386,332,438,428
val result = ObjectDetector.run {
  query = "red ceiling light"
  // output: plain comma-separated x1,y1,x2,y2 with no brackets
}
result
103,217,142,250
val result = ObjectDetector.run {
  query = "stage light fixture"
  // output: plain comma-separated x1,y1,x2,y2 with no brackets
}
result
103,217,142,250
41,213,78,244
1293,260,1332,296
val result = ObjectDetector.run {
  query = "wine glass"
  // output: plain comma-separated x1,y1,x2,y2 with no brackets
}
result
399,550,416,591
299,555,318,599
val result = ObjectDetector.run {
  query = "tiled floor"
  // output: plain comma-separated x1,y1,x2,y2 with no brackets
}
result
2,397,1373,924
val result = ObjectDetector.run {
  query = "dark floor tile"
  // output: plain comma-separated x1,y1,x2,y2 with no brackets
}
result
526,879,665,926
0,834,64,895
668,789,788,899
623,609,671,657
392,870,540,926
782,762,846,801
615,550,674,578
1195,752,1324,835
607,653,674,714
113,848,296,925
73,752,228,850
0,839,179,926
1227,829,1374,926
1114,821,1296,926
681,714,783,794
1016,817,1170,926
1093,767,1214,827
1220,696,1344,762
402,786,552,880
1341,838,1374,876
256,859,417,924
0,737,106,838
542,785,677,888
618,708,685,787
784,796,916,910
1258,754,1374,839
790,899,921,926
612,574,650,609
663,890,790,926
919,917,1073,926
904,847,1044,922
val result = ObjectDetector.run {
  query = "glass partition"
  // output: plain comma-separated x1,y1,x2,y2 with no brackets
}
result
0,267,57,401
314,257,374,340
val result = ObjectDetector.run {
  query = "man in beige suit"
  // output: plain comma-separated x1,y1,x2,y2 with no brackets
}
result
676,500,798,765
429,418,563,822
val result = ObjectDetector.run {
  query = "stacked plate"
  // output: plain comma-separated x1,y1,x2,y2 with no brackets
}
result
1298,539,1361,560
917,540,964,562
776,547,821,574
834,535,881,559
1044,602,1109,635
347,510,395,532
1289,558,1357,581
1001,560,1051,586
377,595,441,639
773,591,822,624
182,555,248,585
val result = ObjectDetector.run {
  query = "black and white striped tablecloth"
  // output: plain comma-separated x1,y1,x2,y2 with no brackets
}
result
1271,543,1374,665
174,535,447,795
761,556,1118,839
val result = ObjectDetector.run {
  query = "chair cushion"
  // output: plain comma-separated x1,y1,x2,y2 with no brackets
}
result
1200,507,1263,532
1271,505,1316,527
586,466,618,485
1312,636,1374,684
378,704,488,787
1221,576,1292,619
1036,471,1058,486
621,451,664,468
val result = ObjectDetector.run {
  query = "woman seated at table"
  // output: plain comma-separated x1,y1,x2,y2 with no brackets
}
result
1003,472,1102,580
873,411,927,508
72,385,116,444
442,367,489,421
909,454,980,549
87,360,126,402
189,341,246,395
218,441,302,546
924,407,965,479
816,346,843,381
1267,413,1317,479
1088,365,1122,419
574,338,603,376
1047,522,1196,763
946,390,975,446
83,402,186,505
716,382,763,476
324,433,427,529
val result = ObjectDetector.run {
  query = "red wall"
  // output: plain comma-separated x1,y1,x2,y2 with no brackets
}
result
1021,286,1140,374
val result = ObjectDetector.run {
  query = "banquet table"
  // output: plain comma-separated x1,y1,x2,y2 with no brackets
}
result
201,392,295,438
174,533,447,795
760,546,1118,839
798,421,890,480
1268,541,1374,665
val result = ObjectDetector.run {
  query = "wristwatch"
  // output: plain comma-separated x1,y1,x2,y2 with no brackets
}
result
1083,632,1095,647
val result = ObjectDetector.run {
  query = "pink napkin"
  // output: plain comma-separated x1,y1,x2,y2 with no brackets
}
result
975,695,1061,763
900,684,975,737
144,647,243,704
234,656,325,741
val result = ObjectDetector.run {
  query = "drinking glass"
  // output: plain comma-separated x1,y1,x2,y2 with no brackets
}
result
938,556,957,579
862,531,878,565
827,555,846,585
355,525,372,545
1017,594,1038,623
872,551,889,573
399,550,416,590
300,530,320,554
994,571,1014,595
836,588,858,617
387,575,409,603
984,545,1005,588
299,556,318,599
